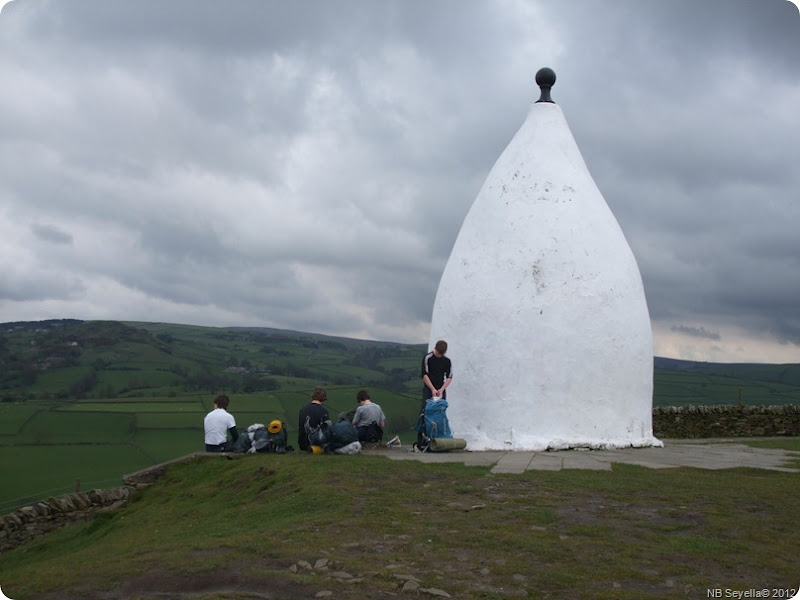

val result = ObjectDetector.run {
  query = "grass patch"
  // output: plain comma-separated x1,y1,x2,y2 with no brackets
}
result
132,428,203,463
61,401,205,413
744,438,800,468
16,410,135,444
135,412,202,428
0,454,797,599
0,444,151,509
0,403,44,435
744,438,800,451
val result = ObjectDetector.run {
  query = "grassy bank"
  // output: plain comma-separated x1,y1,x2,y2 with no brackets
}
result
1,447,798,599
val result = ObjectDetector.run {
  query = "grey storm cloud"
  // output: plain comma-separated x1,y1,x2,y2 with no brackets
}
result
671,325,722,341
31,223,73,245
0,0,798,362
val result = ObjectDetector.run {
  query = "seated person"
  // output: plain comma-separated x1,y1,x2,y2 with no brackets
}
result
298,386,330,451
204,394,239,452
351,389,386,443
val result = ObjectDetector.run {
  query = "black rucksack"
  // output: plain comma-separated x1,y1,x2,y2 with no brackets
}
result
360,423,384,443
327,419,359,450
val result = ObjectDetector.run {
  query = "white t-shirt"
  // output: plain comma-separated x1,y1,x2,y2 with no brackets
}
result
204,408,236,445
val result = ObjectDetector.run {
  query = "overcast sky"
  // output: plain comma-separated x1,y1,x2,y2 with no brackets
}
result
0,0,798,363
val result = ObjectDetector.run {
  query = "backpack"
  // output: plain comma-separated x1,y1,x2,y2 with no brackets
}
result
328,419,359,450
359,423,384,443
415,399,452,450
266,424,288,453
245,422,291,453
232,432,253,453
308,422,331,449
423,398,452,439
306,419,360,453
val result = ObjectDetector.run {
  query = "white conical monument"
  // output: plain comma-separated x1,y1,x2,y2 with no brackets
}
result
429,68,660,451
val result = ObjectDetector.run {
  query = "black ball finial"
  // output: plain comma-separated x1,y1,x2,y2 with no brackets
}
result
535,67,556,103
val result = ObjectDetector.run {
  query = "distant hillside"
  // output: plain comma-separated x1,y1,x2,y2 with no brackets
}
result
0,319,426,402
652,356,800,407
1,319,799,406
654,356,800,384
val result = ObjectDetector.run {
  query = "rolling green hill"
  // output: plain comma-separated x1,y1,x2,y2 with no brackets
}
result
1,319,798,511
3,319,799,407
653,357,800,406
0,319,424,401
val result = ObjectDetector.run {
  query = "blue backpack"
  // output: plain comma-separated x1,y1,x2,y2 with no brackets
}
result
417,398,452,440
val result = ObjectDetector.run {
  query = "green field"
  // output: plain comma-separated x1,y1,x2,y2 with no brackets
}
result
135,412,205,428
60,401,205,413
131,429,205,464
0,403,41,435
14,410,134,444
0,444,152,513
653,371,800,406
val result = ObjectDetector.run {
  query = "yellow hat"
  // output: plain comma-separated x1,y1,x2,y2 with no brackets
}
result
268,420,282,434
310,445,323,455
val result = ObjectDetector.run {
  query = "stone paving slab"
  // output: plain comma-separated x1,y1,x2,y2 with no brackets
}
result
377,439,800,474
526,454,564,471
560,452,613,471
492,452,536,474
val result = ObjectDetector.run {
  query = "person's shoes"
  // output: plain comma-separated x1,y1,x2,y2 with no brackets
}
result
386,435,401,448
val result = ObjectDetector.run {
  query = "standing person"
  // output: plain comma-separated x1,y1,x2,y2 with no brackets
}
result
204,394,239,452
417,341,452,451
351,389,386,443
298,386,330,451
420,340,453,412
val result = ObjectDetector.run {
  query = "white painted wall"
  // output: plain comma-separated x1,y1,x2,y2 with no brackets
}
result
429,101,661,450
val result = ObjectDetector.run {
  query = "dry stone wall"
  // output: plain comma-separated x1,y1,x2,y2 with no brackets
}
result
653,404,800,438
0,487,133,553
